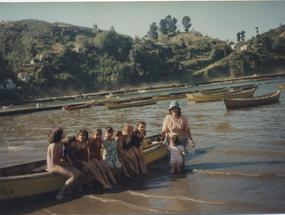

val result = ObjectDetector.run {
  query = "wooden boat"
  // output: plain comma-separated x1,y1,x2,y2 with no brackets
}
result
231,84,258,91
0,104,63,117
224,90,280,109
115,96,153,104
200,87,229,95
154,93,186,101
278,83,285,89
106,99,157,109
63,100,103,111
0,137,167,200
186,84,257,101
186,87,256,103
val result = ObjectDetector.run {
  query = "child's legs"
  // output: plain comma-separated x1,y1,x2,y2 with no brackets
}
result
120,159,131,177
176,162,183,174
102,160,117,184
52,165,77,186
132,146,147,173
138,146,147,172
92,159,110,184
122,152,138,174
81,161,111,188
170,163,175,174
51,165,79,198
128,148,140,172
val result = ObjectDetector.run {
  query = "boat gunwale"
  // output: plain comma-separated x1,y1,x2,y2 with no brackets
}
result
0,171,57,182
224,90,280,102
193,87,256,103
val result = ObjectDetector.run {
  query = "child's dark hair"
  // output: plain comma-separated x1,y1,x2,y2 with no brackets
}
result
48,128,63,143
62,136,76,145
78,128,89,139
136,120,146,128
94,128,102,135
135,120,146,136
116,130,123,137
106,126,113,133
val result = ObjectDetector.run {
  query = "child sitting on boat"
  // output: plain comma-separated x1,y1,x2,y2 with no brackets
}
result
75,128,112,189
46,128,80,200
122,124,140,175
102,127,121,181
62,135,84,192
132,121,148,174
89,128,117,186
116,130,131,178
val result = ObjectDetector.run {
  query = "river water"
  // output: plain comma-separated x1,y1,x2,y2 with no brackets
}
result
1,77,285,214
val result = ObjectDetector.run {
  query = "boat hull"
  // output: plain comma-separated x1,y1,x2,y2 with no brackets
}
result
278,83,285,89
224,90,280,109
0,142,167,200
154,93,186,101
106,99,157,109
187,87,256,103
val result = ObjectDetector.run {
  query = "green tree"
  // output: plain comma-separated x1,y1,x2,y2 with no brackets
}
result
159,15,177,36
182,16,192,32
255,27,259,36
94,31,133,61
241,30,246,43
236,32,241,43
147,22,159,40
0,52,11,80
261,36,272,51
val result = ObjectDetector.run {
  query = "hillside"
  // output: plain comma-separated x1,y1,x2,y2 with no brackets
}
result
0,19,285,101
193,25,285,82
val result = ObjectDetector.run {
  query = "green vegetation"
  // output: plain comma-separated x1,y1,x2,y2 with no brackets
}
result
0,18,285,101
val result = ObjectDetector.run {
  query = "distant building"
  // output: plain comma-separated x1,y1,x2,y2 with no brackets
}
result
0,79,16,90
240,44,248,51
17,72,31,83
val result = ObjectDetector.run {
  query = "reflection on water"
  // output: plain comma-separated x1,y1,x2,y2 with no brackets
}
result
214,122,234,132
1,77,285,214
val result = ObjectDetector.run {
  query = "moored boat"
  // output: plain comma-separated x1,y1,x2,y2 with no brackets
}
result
106,99,157,109
224,90,280,109
186,84,257,102
0,137,167,200
63,100,101,111
278,83,285,89
154,93,186,101
0,104,63,117
200,87,229,95
186,87,256,103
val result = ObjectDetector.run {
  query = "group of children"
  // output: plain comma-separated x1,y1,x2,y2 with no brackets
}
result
46,121,148,200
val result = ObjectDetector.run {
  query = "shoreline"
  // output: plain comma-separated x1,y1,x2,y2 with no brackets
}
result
1,72,285,106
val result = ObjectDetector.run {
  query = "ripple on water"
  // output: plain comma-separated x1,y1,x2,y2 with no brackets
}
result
214,122,235,132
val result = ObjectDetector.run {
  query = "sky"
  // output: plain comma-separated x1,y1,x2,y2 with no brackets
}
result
0,1,285,42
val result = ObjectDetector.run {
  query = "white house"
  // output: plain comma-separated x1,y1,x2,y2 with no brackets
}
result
17,72,31,83
240,44,248,51
0,79,16,90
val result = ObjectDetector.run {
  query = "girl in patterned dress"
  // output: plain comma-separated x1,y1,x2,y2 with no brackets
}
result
89,128,117,185
102,127,121,183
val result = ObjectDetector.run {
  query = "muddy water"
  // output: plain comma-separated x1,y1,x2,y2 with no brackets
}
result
1,77,285,214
